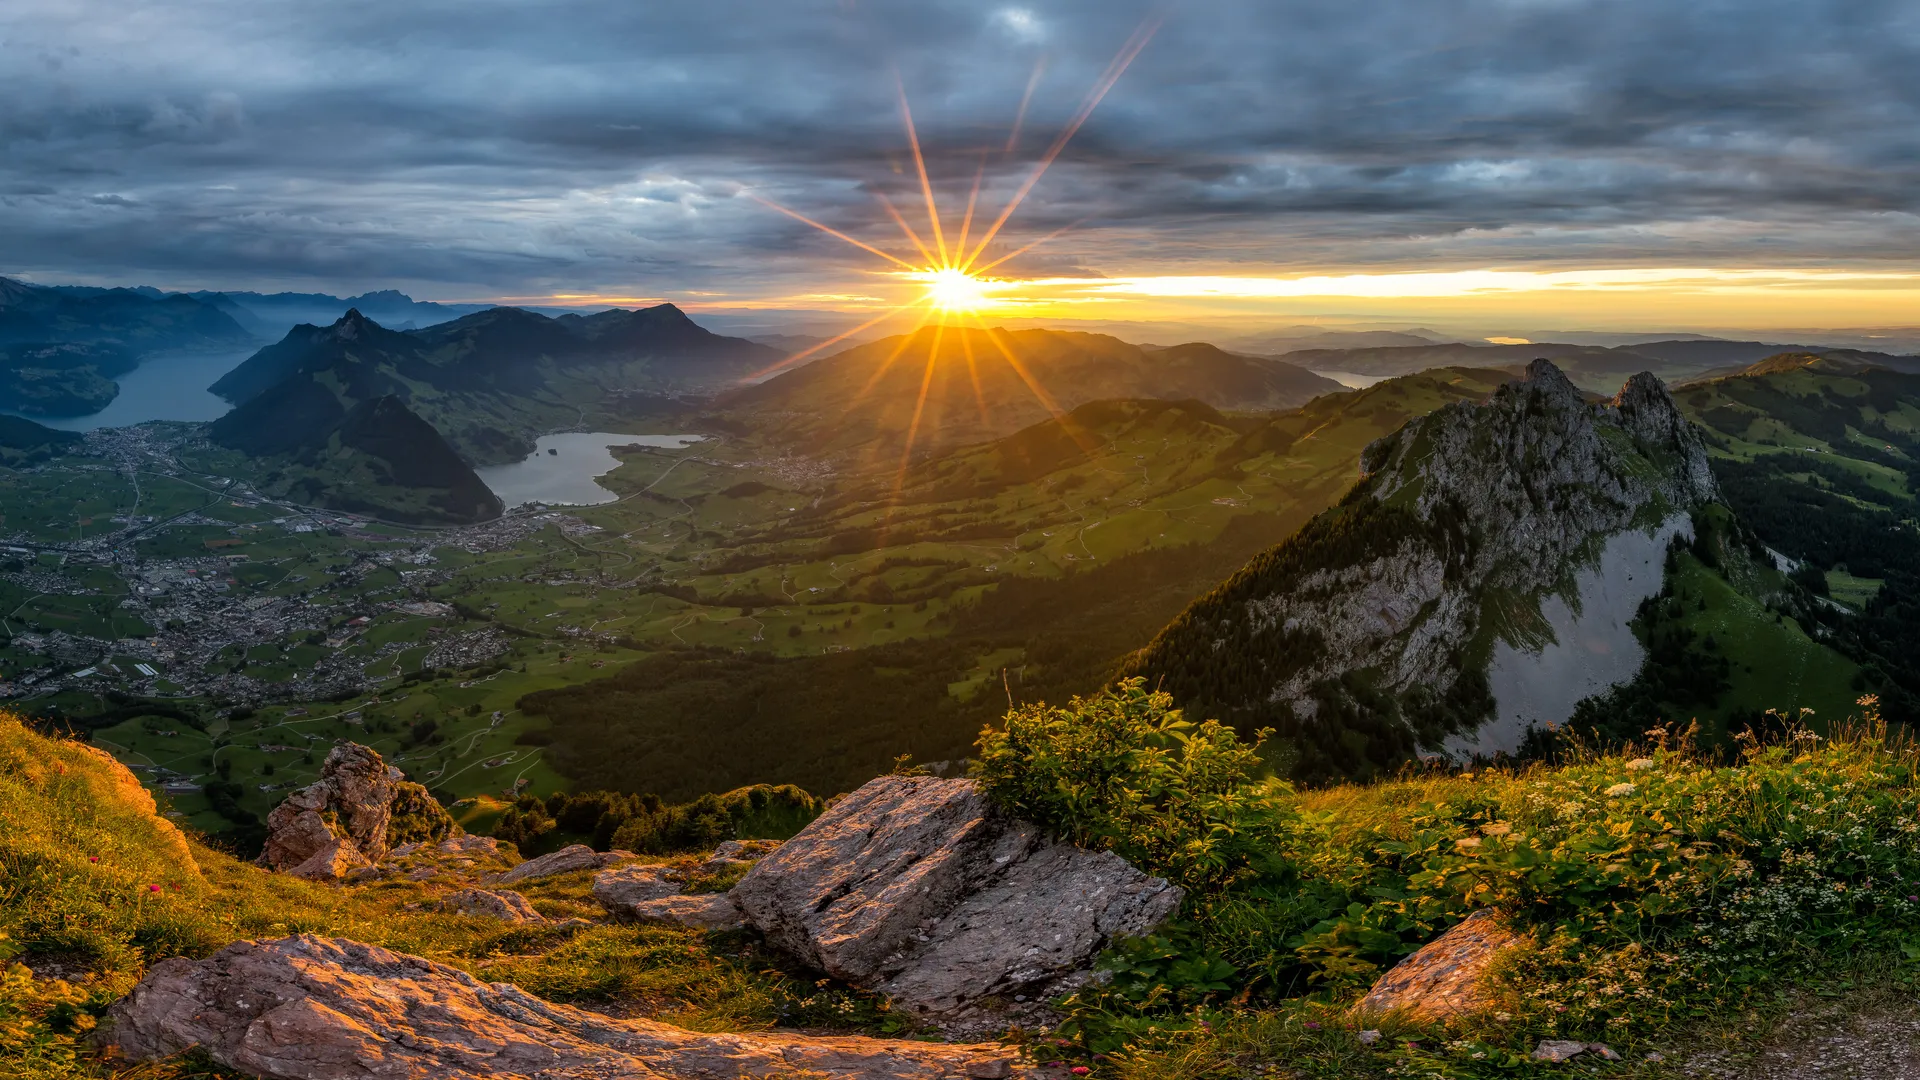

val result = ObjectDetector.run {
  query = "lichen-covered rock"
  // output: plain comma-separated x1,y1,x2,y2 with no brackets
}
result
629,893,747,932
730,775,1182,1034
258,743,455,873
593,863,684,911
105,935,1019,1080
443,888,543,923
495,843,629,885
1355,909,1522,1023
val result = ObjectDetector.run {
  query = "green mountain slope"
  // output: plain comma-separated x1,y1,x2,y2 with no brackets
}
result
1674,354,1920,722
517,368,1510,798
715,326,1344,458
208,390,502,525
0,414,82,466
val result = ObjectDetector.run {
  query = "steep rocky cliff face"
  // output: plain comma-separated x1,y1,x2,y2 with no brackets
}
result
1126,360,1718,781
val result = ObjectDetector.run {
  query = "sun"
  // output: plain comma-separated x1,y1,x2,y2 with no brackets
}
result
920,267,995,312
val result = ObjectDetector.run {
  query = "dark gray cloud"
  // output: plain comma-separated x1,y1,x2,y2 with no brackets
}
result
1,0,1916,298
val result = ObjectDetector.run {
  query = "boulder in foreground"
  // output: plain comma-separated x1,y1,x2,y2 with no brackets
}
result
1354,909,1522,1022
729,775,1182,1034
495,842,629,884
258,742,454,876
106,935,1021,1080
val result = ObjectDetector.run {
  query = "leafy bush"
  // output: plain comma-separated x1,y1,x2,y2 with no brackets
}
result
979,688,1920,1071
976,677,1297,899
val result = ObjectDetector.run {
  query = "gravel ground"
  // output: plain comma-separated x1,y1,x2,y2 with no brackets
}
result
1674,992,1920,1079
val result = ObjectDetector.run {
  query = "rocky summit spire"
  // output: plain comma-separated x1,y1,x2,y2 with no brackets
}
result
1125,361,1721,778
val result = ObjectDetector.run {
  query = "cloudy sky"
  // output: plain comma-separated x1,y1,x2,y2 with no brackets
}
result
4,0,1918,330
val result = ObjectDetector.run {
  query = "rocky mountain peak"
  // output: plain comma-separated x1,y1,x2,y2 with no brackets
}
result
1127,359,1722,777
329,307,373,341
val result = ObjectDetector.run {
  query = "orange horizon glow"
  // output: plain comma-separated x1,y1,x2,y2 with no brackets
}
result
487,263,1920,332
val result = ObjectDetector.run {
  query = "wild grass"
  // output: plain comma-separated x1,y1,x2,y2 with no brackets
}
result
983,684,1920,1078
0,714,892,1079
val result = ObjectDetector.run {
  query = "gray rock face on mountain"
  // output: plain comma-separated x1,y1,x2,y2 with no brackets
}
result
1278,361,1714,712
730,775,1182,1034
1128,360,1719,749
106,935,1019,1080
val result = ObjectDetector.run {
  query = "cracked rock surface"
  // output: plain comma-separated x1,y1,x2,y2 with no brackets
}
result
730,775,1181,1035
106,934,1022,1080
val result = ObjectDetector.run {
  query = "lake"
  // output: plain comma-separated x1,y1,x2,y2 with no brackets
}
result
3,348,251,430
1311,369,1392,389
475,432,704,508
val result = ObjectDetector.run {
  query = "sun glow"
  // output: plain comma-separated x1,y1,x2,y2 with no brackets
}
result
918,267,998,312
738,18,1159,502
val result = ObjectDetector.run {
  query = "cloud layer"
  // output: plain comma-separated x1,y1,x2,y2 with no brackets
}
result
2,0,1917,304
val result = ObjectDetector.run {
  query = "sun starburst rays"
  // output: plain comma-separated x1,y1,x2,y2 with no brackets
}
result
746,21,1157,512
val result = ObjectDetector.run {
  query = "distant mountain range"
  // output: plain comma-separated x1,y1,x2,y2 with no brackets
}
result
0,276,253,354
213,304,781,465
1267,338,1920,392
716,327,1345,457
186,289,497,338
200,304,782,523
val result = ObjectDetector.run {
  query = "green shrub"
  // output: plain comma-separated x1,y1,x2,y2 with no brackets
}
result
975,677,1298,899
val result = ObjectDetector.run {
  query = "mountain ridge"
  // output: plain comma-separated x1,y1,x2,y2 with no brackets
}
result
210,305,780,464
716,325,1345,457
1124,359,1722,780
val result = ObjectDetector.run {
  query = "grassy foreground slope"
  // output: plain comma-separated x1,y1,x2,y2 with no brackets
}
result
0,715,892,1080
13,688,1920,1078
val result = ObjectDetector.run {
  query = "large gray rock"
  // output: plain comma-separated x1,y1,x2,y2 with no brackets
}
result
730,775,1182,1033
257,742,455,877
495,843,628,885
106,935,1019,1080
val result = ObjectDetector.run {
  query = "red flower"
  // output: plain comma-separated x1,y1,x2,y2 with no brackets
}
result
147,884,161,893
1071,1069,1090,1076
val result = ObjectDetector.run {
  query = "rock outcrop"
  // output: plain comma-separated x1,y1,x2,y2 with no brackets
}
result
495,843,629,885
1355,910,1522,1023
593,863,685,910
631,893,748,932
1127,360,1721,767
106,935,1021,1080
444,888,543,923
258,743,454,877
730,775,1182,1034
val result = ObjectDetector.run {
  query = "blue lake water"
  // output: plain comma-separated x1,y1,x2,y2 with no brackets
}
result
2,348,251,430
475,432,705,508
